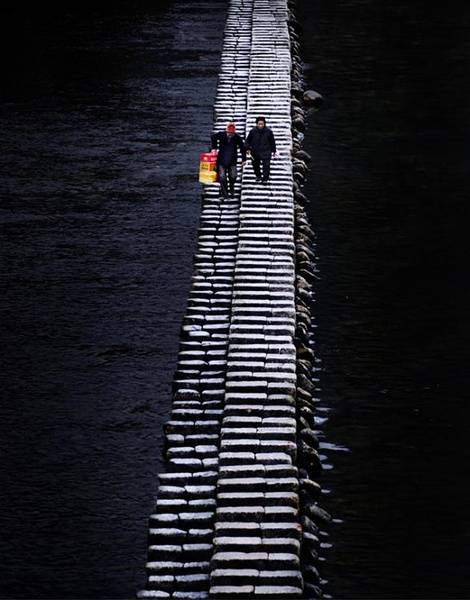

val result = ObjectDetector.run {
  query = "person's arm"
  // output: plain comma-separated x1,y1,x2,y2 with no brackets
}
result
269,130,276,154
245,129,253,151
211,133,220,150
237,135,247,162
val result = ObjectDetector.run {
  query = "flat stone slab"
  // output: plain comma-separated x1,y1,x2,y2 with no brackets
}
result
253,586,302,597
210,586,255,597
137,592,170,599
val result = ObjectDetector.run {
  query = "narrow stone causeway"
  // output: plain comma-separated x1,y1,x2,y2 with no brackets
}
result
137,1,323,598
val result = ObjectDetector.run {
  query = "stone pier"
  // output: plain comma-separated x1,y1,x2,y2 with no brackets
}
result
138,1,322,598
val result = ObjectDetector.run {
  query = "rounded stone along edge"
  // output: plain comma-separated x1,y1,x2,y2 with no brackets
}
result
287,1,331,599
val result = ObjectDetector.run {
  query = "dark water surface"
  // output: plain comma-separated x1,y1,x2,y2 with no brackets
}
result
0,2,226,598
298,0,470,598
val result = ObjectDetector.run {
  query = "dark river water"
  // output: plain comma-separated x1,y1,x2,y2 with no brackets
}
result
298,1,470,598
0,2,226,598
1,1,469,598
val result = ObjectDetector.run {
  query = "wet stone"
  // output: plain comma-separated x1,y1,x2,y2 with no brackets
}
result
253,585,302,597
173,593,209,600
209,586,255,597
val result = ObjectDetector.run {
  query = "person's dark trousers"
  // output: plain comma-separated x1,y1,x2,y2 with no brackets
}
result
218,164,238,197
251,154,271,181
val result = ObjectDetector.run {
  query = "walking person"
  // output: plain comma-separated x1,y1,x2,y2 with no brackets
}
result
211,122,246,198
245,116,277,183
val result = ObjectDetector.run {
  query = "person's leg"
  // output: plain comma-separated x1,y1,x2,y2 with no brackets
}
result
218,165,228,198
251,154,262,180
262,156,271,182
228,165,237,196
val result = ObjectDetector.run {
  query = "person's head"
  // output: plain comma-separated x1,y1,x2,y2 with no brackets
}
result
226,122,236,135
256,116,266,129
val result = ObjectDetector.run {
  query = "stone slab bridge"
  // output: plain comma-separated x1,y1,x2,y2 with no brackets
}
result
138,0,326,598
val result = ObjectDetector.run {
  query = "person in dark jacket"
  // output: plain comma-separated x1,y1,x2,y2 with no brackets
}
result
245,116,276,183
211,122,246,198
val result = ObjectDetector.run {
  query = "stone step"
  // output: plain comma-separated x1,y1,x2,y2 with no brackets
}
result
226,371,296,383
214,520,302,540
148,528,214,545
210,551,300,570
215,505,298,523
219,438,296,457
165,420,221,435
154,498,217,514
171,401,222,410
222,416,296,427
146,560,210,575
209,584,302,598
165,434,219,448
216,491,298,508
217,476,299,494
218,451,292,466
170,409,223,420
220,425,296,441
148,543,213,562
158,470,219,487
172,593,209,600
224,392,294,405
223,404,295,417
147,572,210,592
210,568,302,588
137,591,171,599
149,512,215,529
168,458,219,472
213,536,300,554
218,463,298,480
168,445,219,459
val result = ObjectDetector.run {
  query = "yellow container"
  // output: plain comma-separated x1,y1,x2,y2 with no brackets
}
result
199,151,218,184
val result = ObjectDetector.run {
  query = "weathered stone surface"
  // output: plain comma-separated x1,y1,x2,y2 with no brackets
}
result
253,585,302,596
139,1,323,598
210,586,255,597
137,591,170,599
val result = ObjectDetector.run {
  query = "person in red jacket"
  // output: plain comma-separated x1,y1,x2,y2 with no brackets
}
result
211,122,246,198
